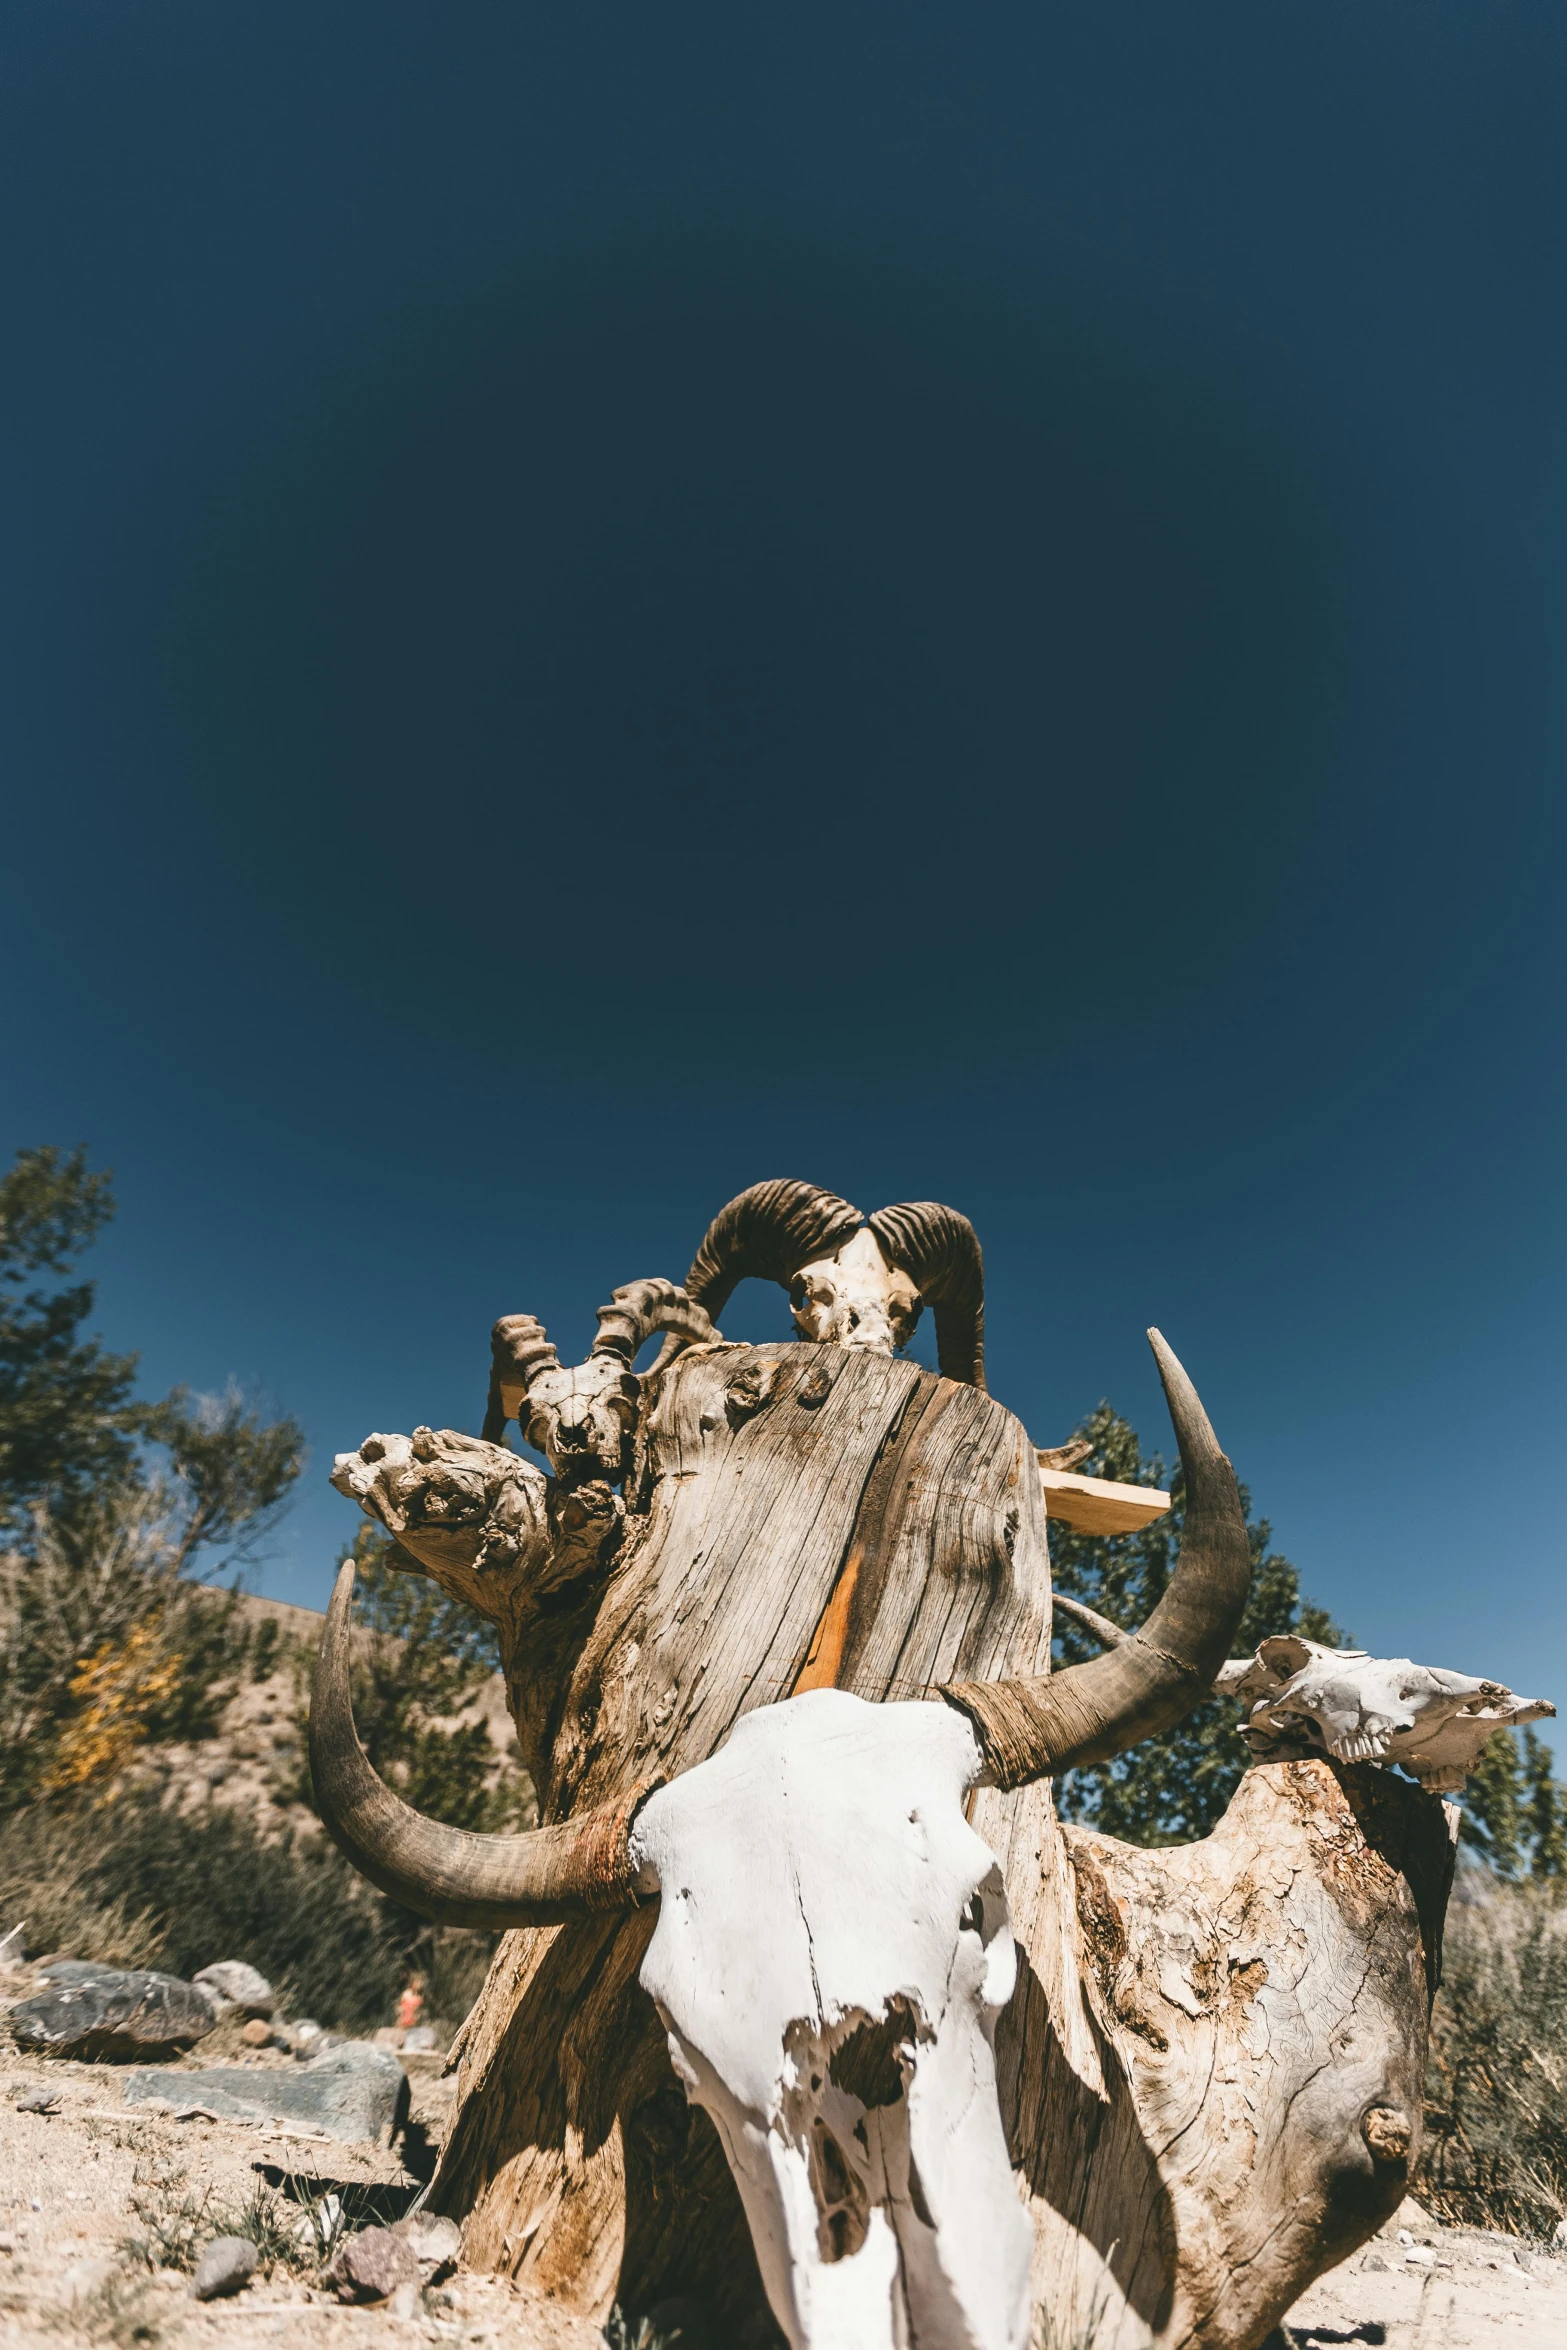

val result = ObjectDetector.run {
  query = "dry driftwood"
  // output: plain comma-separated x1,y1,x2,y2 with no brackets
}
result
342,1339,1453,2348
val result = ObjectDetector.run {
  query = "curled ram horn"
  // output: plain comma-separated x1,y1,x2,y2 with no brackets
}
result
670,1179,991,1388
867,1201,985,1389
591,1277,719,1367
482,1313,561,1444
683,1179,866,1323
485,1284,719,1481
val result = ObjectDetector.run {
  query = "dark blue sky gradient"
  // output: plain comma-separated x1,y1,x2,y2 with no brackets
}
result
2,4,1563,1726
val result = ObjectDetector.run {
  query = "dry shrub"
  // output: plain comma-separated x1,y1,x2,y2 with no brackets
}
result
0,1791,497,2038
1419,1869,1567,2238
0,1801,169,1969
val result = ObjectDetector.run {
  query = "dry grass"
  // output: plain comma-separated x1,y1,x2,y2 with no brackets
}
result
1419,1869,1567,2239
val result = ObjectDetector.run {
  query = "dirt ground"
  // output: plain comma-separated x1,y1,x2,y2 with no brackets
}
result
0,2037,601,2350
3,2032,1565,2350
1278,2200,1567,2348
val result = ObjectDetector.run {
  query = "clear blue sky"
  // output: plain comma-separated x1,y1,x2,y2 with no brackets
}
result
2,5,1563,1730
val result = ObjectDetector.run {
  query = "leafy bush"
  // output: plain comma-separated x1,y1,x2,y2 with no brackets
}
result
1419,1873,1567,2238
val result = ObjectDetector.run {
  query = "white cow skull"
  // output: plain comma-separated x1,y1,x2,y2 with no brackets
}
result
1217,1636,1554,1792
789,1229,922,1358
628,1688,1032,2350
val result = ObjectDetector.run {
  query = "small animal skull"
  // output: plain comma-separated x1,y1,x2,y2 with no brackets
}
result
330,1426,548,1576
1218,1636,1554,1792
628,1688,1032,2350
789,1229,922,1359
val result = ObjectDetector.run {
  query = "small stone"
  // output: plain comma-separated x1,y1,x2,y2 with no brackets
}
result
239,2018,273,2047
326,2223,422,2301
1405,2247,1435,2267
393,2213,462,2274
193,1962,274,2019
401,2024,438,2052
1362,2253,1388,2271
61,2256,119,2308
191,2236,258,2301
14,2089,61,2114
290,2192,342,2253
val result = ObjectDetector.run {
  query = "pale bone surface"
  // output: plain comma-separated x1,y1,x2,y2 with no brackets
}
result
330,1341,1456,2349
628,1687,1031,2350
1214,1635,1553,1791
788,1227,921,1357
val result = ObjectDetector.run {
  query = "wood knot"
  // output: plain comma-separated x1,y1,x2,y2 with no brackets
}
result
725,1360,779,1426
796,1365,833,1410
1361,2105,1412,2166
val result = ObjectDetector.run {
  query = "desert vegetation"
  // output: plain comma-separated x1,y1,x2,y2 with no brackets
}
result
2,1141,1566,2242
0,1145,530,2039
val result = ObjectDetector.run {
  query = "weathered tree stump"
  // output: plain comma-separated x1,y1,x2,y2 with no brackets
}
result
327,1336,1454,2347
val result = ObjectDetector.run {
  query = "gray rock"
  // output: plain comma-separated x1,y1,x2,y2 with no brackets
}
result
123,2037,409,2145
14,2089,62,2115
9,1965,218,2060
393,2213,461,2275
276,2017,324,2056
191,2236,258,2301
192,1961,274,2019
400,2023,438,2052
325,2224,421,2301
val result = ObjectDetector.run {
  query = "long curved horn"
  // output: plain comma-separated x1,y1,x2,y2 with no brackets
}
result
939,1330,1251,1788
867,1201,985,1388
684,1179,864,1322
592,1278,720,1366
310,1563,656,1927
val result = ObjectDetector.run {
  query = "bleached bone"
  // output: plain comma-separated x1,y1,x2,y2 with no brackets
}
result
485,1281,719,1481
330,1425,618,1597
628,1687,1032,2350
788,1228,922,1358
1217,1635,1554,1792
331,1427,551,1579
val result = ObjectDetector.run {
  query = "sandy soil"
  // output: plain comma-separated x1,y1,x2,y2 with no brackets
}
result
1279,2201,1567,2348
0,2038,600,2350
4,2031,1564,2349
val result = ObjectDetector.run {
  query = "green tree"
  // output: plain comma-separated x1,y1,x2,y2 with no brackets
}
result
1051,1402,1345,1845
0,1146,144,1532
0,1144,307,1806
1460,1725,1567,1882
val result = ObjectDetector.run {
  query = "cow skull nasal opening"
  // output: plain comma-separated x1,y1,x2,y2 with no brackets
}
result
789,1228,921,1358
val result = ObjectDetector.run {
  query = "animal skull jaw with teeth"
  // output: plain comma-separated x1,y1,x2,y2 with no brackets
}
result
1216,1635,1555,1791
789,1229,923,1359
628,1688,1031,2350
